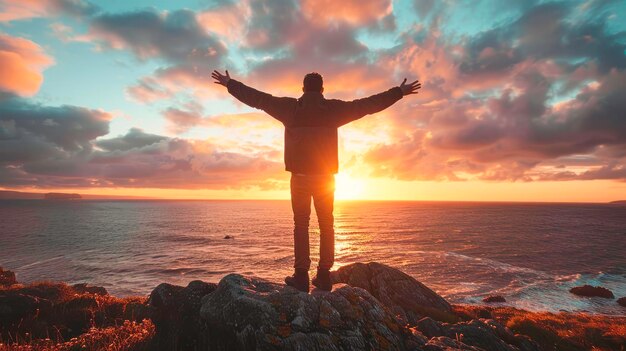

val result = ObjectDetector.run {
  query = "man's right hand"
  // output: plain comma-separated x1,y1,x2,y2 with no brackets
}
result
212,70,231,87
399,78,421,95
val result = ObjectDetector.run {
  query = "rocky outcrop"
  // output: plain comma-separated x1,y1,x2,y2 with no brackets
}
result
147,280,217,350
423,336,483,350
618,297,626,307
72,282,108,295
414,317,540,351
482,295,506,303
0,267,16,287
8,262,623,351
199,274,425,350
570,285,615,298
332,262,454,324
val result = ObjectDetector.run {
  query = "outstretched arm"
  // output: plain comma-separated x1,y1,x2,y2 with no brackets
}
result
335,77,421,126
212,70,294,122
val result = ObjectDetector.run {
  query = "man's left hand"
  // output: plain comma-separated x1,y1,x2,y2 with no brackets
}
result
399,78,421,96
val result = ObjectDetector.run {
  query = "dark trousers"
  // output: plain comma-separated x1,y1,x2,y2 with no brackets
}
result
290,173,335,271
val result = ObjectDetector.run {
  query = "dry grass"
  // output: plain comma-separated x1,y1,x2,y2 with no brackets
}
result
0,319,155,351
454,304,626,351
0,281,153,350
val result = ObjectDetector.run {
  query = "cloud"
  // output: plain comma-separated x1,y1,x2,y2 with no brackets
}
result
126,77,175,103
85,8,228,102
127,0,381,102
10,0,623,186
0,94,284,189
353,1,626,182
89,9,225,65
0,0,98,22
162,101,205,134
0,34,54,96
301,0,393,27
0,94,110,160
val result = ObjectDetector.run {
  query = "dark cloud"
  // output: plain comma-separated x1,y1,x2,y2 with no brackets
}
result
89,8,227,100
0,96,283,189
90,9,226,65
95,127,166,152
0,94,110,156
459,2,626,79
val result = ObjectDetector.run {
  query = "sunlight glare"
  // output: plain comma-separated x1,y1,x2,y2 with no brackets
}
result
334,173,365,200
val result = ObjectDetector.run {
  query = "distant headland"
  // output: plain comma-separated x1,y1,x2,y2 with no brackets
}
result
0,190,81,200
609,200,626,204
43,192,82,200
0,190,153,200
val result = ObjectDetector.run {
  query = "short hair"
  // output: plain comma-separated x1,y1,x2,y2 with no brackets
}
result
303,72,323,92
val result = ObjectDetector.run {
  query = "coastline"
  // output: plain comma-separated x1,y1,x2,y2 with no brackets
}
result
1,263,624,351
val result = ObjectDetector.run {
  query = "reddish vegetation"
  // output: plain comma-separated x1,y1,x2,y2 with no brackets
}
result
0,320,154,351
0,281,153,350
454,305,626,351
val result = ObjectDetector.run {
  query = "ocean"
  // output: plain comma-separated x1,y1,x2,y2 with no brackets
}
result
1,200,624,316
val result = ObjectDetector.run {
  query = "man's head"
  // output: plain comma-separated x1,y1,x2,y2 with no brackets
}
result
303,72,323,93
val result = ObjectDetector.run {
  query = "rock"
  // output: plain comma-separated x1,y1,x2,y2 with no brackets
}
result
332,262,454,324
59,296,100,333
148,280,217,350
0,293,53,323
423,336,482,350
482,295,506,303
482,319,541,351
416,317,445,338
17,282,74,303
0,267,17,287
617,297,626,307
445,319,519,351
513,334,542,351
569,285,615,298
200,273,424,351
224,235,234,239
72,283,108,295
63,295,99,310
415,317,530,351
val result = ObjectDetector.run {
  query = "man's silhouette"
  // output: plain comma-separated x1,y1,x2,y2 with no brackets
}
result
212,70,421,292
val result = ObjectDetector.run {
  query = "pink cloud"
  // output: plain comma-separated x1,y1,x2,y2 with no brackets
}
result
301,0,392,26
0,34,54,96
0,0,97,22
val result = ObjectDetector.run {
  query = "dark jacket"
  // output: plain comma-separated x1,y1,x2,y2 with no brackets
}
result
227,79,403,174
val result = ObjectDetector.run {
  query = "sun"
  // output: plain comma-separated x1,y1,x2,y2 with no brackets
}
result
334,173,366,200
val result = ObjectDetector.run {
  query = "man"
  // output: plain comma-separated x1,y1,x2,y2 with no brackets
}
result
212,70,421,292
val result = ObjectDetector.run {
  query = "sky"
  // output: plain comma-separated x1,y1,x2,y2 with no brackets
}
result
0,0,626,201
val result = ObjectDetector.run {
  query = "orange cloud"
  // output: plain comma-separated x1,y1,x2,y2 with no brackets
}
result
0,0,97,22
0,34,54,96
301,0,392,26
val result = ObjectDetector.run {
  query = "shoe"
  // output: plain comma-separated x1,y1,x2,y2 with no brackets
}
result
285,269,309,293
312,268,332,291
